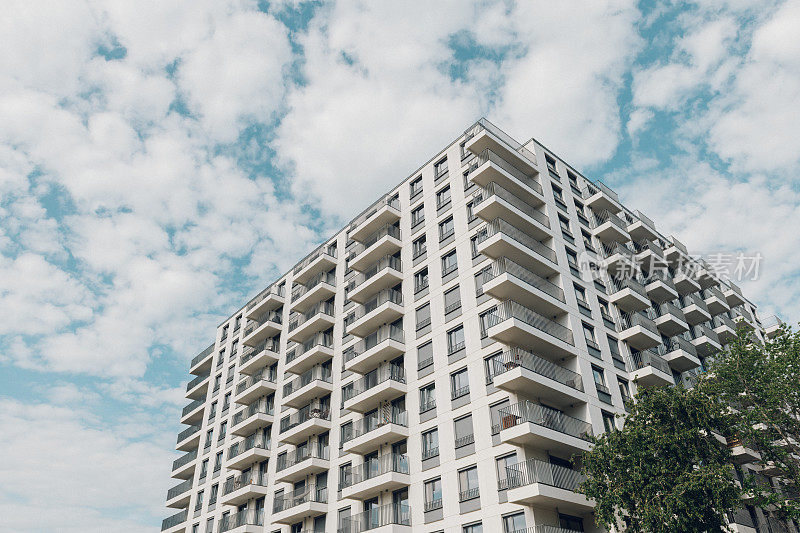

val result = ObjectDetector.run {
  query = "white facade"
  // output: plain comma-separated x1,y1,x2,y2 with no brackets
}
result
162,118,769,533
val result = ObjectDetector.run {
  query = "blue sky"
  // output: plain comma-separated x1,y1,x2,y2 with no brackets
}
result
1,1,799,531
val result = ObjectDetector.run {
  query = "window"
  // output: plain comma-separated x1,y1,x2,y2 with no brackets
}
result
221,324,229,339
447,325,465,354
416,304,431,331
213,373,221,391
618,377,631,403
602,410,616,432
434,157,448,178
200,458,209,479
559,514,584,531
411,205,425,227
478,306,496,338
424,478,443,511
422,428,439,459
495,453,517,489
444,286,461,314
417,341,433,370
420,382,436,413
227,364,235,384
410,176,423,198
413,235,427,258
459,466,480,501
489,399,510,434
195,489,204,511
222,392,231,413
209,401,217,420
502,512,526,533
598,298,612,321
217,349,225,367
581,229,594,251
574,284,588,306
205,429,213,449
439,216,455,241
414,268,429,293
474,266,490,296
608,335,625,370
566,248,578,269
214,451,223,472
552,184,565,203
209,483,219,505
466,200,476,222
545,153,557,172
592,365,606,388
436,185,451,209
463,523,483,533
567,169,579,186
218,421,227,441
441,249,458,276
451,368,470,399
470,234,480,258
454,414,474,447
558,214,572,234
583,323,598,350
205,518,213,533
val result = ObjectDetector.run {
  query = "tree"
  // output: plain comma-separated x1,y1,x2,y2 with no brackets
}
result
579,384,742,533
700,325,800,520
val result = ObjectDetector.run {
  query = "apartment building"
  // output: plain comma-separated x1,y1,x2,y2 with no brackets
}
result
161,118,775,533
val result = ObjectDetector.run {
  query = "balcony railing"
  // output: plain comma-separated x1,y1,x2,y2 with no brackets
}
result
279,405,331,434
172,450,197,471
272,484,328,512
240,337,280,366
488,300,575,345
351,255,402,290
654,301,685,319
190,343,214,368
483,257,565,302
293,243,337,275
509,526,589,533
220,508,264,532
283,365,333,397
713,314,735,330
166,478,192,500
228,431,270,459
474,182,549,227
582,180,619,203
176,424,200,444
681,293,709,313
592,209,627,232
292,270,336,301
691,324,721,344
186,371,209,392
353,288,403,321
351,224,401,256
246,284,285,311
340,502,411,533
630,348,671,375
276,445,330,472
343,364,406,402
342,410,408,444
601,241,634,260
631,239,664,257
660,335,698,357
489,348,583,391
235,368,277,395
244,309,282,336
619,311,659,336
288,301,335,332
350,193,401,230
498,400,593,441
340,453,409,488
181,399,203,417
608,275,647,298
465,117,538,161
344,324,404,364
232,397,274,426
506,458,586,492
287,332,333,364
476,218,557,264
161,509,187,531
223,469,267,495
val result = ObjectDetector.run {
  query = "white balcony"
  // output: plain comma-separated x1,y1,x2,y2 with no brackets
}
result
275,449,330,483
723,282,747,307
234,372,277,406
498,401,593,456
645,275,679,303
161,510,188,533
482,257,567,317
464,118,538,174
618,312,661,350
281,368,334,409
221,473,269,506
180,399,204,425
343,366,407,414
691,325,722,356
347,289,404,338
245,287,285,320
489,348,586,408
763,315,783,339
272,487,327,525
285,333,334,375
291,272,336,314
171,450,197,480
231,402,274,436
185,372,209,400
727,438,762,465
238,340,280,376
189,344,214,376
582,181,622,213
653,302,689,336
673,270,701,295
473,182,549,241
704,287,730,315
348,255,403,304
626,210,659,241
487,300,575,358
288,302,336,343
278,409,332,445
343,325,404,374
293,245,337,285
341,412,410,455
476,218,559,278
506,459,594,514
340,455,410,501
592,209,630,243
607,277,650,312
165,479,192,508
713,315,737,344
350,195,402,243
658,337,701,372
349,225,402,272
629,349,674,387
242,313,282,347
681,296,712,325
175,424,201,452
227,438,270,470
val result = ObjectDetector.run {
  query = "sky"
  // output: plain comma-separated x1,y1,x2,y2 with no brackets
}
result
1,0,799,531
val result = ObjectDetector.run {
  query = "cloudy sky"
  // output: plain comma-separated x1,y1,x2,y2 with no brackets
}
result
1,0,799,531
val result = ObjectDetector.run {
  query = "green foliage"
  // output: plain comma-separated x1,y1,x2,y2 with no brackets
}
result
579,385,741,533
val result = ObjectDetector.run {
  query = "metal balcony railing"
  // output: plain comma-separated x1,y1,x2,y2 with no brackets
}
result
681,293,709,312
351,224,401,256
294,243,337,275
508,526,591,533
464,118,538,165
601,241,635,260
488,300,575,345
161,509,187,531
340,453,409,488
352,255,402,290
276,445,330,472
244,309,282,336
592,209,627,232
240,337,280,366
228,431,270,459
483,257,565,302
232,397,273,427
654,301,686,320
581,180,619,203
631,239,664,257
619,311,659,336
489,347,583,391
181,399,203,417
713,314,735,330
350,193,401,230
223,470,267,495
506,458,585,492
176,424,200,444
288,301,335,333
220,509,264,532
166,478,192,500
292,270,336,301
352,289,402,321
476,218,557,264
190,343,214,368
498,400,593,441
340,502,411,532
474,182,549,227
344,324,404,364
287,332,333,364
691,324,721,344
283,365,333,397
272,484,328,513
343,365,406,403
246,283,285,311
235,368,277,395
172,450,197,471
703,285,727,302
279,405,331,434
342,409,408,444
186,371,209,392
660,335,698,357
607,275,647,298
630,348,671,375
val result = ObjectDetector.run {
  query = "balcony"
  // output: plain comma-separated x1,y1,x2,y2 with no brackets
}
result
271,485,328,524
657,335,700,372
275,446,330,483
482,257,567,317
617,311,661,350
607,276,650,312
629,349,674,386
278,405,332,445
489,348,585,407
293,243,337,285
703,286,730,315
681,294,712,325
171,450,197,479
234,368,277,405
238,338,280,376
340,454,411,500
341,410,409,455
343,365,407,413
763,315,783,339
591,209,630,243
221,470,269,506
713,315,737,343
288,301,336,343
349,224,402,272
653,301,689,336
285,332,334,375
732,308,755,331
242,311,282,347
487,300,575,358
691,324,722,356
473,182,549,240
498,401,593,455
227,432,270,470
344,324,404,374
282,366,334,408
291,271,336,313
161,509,188,532
340,502,411,533
245,285,285,320
600,242,636,274
673,268,701,295
347,289,403,338
185,371,209,400
644,270,679,303
663,236,689,266
176,424,201,452
723,281,747,307
625,210,659,241
350,194,402,243
348,255,402,304
464,118,538,174
476,218,558,277
694,260,717,289
580,179,620,212
180,398,204,425
727,436,762,465
506,459,594,513
189,343,214,375
220,508,264,533
631,238,665,266
231,398,274,436
165,478,192,508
